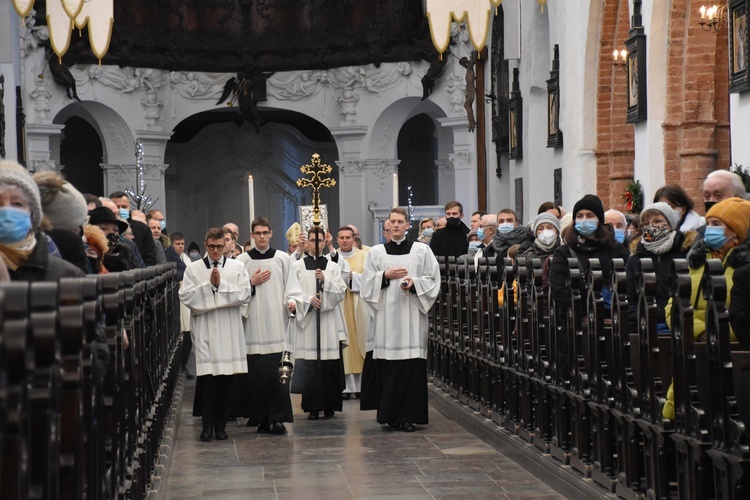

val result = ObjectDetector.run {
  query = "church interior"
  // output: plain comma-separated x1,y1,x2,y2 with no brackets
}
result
2,0,750,498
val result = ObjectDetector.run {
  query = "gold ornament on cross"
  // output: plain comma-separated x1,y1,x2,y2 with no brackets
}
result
296,153,336,228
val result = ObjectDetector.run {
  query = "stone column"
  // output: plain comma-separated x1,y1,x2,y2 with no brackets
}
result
25,123,65,172
330,126,368,235
437,116,477,211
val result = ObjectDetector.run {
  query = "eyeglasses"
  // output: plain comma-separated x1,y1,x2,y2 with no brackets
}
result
253,231,271,237
206,244,225,251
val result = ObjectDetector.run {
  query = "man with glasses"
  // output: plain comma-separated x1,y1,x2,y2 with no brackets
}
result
179,227,252,442
235,217,294,434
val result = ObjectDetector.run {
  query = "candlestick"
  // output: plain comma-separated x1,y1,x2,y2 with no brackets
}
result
248,174,255,231
392,173,399,207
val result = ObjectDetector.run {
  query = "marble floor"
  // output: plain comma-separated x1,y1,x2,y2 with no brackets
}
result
161,378,567,499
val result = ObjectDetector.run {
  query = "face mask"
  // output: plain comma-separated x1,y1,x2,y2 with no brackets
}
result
0,207,32,244
614,228,626,244
575,219,598,237
537,229,558,247
642,225,671,242
106,232,120,248
476,228,485,241
118,208,130,220
672,208,684,223
446,217,461,227
421,228,434,238
188,251,200,261
160,220,166,230
704,225,728,250
468,241,481,250
498,222,515,233
704,201,717,212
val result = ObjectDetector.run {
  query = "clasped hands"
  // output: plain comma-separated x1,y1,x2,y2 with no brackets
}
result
385,267,413,291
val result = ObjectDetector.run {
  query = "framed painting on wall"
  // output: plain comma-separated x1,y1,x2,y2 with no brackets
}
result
509,68,523,159
547,44,563,148
625,32,647,123
730,0,750,93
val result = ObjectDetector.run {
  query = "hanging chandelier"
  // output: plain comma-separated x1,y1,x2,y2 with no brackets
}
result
11,0,113,62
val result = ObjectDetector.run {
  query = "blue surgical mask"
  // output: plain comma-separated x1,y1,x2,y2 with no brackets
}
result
575,220,599,237
0,207,32,243
160,220,166,230
614,228,626,244
704,226,728,250
188,251,200,261
468,241,481,250
498,222,515,233
421,228,434,238
118,208,130,220
476,227,485,240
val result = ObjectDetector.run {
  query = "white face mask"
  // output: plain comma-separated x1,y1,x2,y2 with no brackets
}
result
537,229,558,246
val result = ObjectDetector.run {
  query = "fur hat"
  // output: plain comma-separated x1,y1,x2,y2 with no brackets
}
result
532,212,561,234
572,194,605,225
0,159,43,230
706,198,750,242
641,202,678,230
33,170,88,231
83,224,109,259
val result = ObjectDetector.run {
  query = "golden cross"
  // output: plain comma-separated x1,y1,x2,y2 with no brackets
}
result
296,153,336,226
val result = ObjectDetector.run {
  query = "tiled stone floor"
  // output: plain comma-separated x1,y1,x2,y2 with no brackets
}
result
162,378,567,499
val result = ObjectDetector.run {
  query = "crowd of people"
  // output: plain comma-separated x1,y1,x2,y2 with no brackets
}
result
2,155,749,438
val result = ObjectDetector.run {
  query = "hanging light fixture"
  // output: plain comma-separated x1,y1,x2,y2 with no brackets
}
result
426,0,504,58
12,0,113,62
698,4,728,31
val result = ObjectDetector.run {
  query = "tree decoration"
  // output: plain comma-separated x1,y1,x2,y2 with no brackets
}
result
622,180,643,214
407,185,415,230
731,163,750,193
125,140,157,212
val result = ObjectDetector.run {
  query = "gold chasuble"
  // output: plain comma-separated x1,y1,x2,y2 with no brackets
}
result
342,248,368,375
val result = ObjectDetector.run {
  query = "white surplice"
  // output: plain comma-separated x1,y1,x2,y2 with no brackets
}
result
179,257,252,376
285,257,348,360
236,249,291,354
360,241,440,360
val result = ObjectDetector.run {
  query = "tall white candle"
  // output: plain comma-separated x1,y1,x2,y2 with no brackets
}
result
392,173,398,207
248,174,255,228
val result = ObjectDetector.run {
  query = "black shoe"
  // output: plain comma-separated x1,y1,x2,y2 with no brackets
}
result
214,430,229,440
257,421,271,433
401,423,417,433
271,422,287,435
200,428,212,441
354,392,360,399
323,409,335,418
308,411,319,420
342,393,351,401
387,422,401,429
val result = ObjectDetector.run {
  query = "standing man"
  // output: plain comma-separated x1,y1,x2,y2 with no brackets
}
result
474,213,498,268
179,228,252,442
360,207,440,432
428,201,470,257
470,211,486,231
235,217,294,434
334,226,368,399
109,191,158,266
285,227,348,420
147,217,168,263
166,232,191,374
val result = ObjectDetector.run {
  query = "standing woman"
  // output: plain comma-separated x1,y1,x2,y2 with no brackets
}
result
0,160,84,281
626,203,696,333
653,184,705,233
549,194,630,380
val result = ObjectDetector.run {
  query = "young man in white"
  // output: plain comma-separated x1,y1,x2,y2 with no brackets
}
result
179,227,251,442
360,207,440,432
235,216,294,434
285,227,348,420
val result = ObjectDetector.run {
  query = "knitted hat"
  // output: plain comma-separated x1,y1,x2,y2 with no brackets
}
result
187,241,200,254
572,194,605,224
0,159,43,230
33,170,88,231
640,202,678,230
88,206,129,234
706,198,750,242
532,212,561,234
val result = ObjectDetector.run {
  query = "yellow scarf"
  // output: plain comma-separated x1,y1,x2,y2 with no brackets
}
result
0,232,37,271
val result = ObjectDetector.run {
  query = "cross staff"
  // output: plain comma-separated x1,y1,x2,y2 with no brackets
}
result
296,153,336,365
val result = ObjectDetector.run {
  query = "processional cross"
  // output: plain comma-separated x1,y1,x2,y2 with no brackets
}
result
296,153,336,365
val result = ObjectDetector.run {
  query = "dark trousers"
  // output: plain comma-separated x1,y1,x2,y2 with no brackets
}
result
200,374,232,432
181,331,192,368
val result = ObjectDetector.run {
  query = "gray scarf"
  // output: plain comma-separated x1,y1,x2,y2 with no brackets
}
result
642,231,677,255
